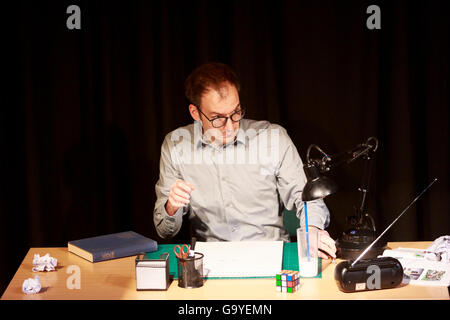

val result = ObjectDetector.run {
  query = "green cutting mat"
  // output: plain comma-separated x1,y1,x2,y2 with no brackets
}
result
145,242,322,279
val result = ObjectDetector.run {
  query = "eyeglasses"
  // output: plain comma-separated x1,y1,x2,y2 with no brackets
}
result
196,106,245,128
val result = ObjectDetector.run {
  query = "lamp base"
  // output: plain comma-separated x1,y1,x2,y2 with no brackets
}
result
336,234,387,260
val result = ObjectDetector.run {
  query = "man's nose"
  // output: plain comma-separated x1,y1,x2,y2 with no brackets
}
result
225,117,234,131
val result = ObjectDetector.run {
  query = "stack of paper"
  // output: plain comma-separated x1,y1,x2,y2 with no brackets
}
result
194,241,283,278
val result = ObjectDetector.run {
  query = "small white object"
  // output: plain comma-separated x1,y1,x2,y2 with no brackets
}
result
32,253,57,272
22,275,41,294
355,283,366,291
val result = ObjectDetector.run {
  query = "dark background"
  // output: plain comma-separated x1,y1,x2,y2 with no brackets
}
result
1,0,449,296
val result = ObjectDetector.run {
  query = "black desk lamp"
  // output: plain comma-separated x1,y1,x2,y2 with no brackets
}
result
301,137,387,260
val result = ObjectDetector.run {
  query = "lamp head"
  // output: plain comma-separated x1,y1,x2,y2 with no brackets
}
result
301,162,337,201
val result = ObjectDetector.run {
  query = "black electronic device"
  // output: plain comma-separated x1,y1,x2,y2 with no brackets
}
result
334,178,437,293
334,257,403,292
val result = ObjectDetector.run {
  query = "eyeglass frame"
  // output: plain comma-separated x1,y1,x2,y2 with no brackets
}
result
195,105,245,128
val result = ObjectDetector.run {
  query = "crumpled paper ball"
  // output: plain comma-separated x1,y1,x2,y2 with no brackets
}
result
32,253,58,272
22,275,42,294
425,235,450,263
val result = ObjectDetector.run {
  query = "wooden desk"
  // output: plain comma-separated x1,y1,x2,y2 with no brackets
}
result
1,242,448,300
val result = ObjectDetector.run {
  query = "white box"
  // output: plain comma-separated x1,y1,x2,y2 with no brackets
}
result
135,253,170,290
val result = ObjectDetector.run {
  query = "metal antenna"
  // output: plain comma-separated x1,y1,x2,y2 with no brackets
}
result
351,178,438,267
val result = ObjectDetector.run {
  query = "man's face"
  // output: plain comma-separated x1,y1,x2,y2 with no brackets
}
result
193,83,241,145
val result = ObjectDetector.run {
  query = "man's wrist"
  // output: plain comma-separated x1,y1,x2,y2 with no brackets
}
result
165,200,178,216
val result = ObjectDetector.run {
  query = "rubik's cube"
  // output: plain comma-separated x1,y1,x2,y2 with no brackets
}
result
276,270,300,293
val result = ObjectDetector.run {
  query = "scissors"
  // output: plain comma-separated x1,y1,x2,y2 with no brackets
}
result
174,244,190,265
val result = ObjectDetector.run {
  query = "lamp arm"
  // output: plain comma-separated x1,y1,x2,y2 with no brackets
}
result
346,136,378,164
305,137,378,228
306,144,330,163
316,137,378,172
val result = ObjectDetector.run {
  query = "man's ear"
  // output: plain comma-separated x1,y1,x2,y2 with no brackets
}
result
189,104,201,122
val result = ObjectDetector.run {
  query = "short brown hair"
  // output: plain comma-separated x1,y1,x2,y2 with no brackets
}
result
184,62,241,107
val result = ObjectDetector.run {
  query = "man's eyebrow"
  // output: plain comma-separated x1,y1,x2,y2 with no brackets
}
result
210,104,241,117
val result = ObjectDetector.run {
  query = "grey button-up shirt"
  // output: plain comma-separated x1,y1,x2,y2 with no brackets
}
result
153,119,330,242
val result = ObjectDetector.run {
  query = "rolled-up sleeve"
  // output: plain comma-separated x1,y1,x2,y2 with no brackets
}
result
275,128,330,230
153,134,188,239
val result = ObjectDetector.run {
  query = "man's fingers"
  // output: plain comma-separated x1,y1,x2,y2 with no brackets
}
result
172,187,190,200
318,231,336,248
319,243,336,258
318,232,337,258
318,250,330,260
306,227,337,258
173,193,190,204
170,194,190,206
176,180,195,194
321,236,337,253
186,182,196,190
168,197,183,208
168,179,196,210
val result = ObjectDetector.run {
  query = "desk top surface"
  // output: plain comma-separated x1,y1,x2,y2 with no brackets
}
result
2,241,449,300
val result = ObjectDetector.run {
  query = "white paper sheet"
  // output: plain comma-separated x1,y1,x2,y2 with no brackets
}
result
194,241,283,278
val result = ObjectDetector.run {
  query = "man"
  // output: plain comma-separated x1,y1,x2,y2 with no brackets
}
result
153,62,336,259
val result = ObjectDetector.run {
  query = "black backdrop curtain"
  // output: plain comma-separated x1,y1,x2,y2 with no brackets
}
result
1,0,449,295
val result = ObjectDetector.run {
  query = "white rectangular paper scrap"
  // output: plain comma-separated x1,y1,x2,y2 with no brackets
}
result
194,241,283,278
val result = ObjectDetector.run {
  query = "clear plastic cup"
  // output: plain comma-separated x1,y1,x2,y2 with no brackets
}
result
297,227,319,277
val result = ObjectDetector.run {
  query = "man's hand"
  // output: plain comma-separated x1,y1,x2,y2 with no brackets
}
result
310,226,337,259
165,179,195,216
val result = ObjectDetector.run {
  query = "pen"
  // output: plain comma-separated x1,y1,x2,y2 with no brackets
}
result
190,237,197,250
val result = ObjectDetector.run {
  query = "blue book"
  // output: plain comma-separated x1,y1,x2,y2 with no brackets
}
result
68,231,158,262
